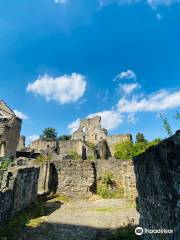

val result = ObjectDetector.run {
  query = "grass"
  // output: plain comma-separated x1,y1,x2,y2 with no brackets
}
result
106,226,139,240
0,194,64,240
47,194,70,203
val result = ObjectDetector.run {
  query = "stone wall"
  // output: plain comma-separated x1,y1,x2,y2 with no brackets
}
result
17,135,26,151
29,138,58,154
133,130,180,240
95,159,137,199
71,116,107,144
38,158,137,200
54,160,95,198
0,166,40,224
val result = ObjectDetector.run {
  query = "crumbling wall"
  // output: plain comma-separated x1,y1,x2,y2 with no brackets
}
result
29,138,58,153
0,166,39,224
54,160,95,198
96,159,137,199
71,116,107,144
133,130,180,240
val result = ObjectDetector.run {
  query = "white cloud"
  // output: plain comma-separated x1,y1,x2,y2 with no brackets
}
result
68,110,123,133
88,111,123,130
27,73,87,104
26,135,39,145
117,90,180,113
14,110,28,120
114,70,137,81
54,0,68,4
127,113,137,124
68,118,80,133
119,83,140,95
100,0,180,9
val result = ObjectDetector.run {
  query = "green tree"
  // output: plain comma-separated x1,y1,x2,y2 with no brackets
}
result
114,140,133,160
148,138,161,147
41,128,57,140
160,113,173,137
135,133,147,143
58,135,71,141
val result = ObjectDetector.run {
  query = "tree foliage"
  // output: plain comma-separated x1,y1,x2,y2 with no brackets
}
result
114,137,162,159
114,140,133,160
135,133,147,143
41,128,57,140
58,135,71,141
159,113,173,137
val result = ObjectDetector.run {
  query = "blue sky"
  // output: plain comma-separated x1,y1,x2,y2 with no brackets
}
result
0,0,180,144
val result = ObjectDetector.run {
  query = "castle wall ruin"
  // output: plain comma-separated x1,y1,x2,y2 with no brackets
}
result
133,131,180,240
0,166,39,224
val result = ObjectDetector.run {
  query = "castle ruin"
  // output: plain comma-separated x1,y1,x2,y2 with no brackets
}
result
0,101,22,158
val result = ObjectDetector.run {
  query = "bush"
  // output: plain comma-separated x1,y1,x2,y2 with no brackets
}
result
114,137,162,160
36,154,51,163
87,155,95,161
0,157,13,170
96,173,123,199
68,150,82,160
114,140,133,160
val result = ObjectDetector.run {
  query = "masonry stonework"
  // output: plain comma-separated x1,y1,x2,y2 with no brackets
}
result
133,130,180,240
0,166,39,224
0,101,22,158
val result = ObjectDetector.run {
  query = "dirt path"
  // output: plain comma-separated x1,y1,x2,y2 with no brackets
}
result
22,198,139,240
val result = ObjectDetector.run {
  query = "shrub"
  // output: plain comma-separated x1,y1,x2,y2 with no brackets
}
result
36,154,51,164
68,150,82,160
114,140,133,160
0,157,13,170
87,155,95,161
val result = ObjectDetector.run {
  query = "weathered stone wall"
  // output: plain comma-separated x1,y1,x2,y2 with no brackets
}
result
95,159,137,199
17,135,26,151
0,166,39,224
71,116,107,144
38,158,136,200
53,160,95,198
133,131,180,240
29,138,58,153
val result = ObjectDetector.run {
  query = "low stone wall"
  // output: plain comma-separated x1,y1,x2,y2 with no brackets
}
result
0,166,40,225
133,130,180,240
95,159,137,199
38,158,137,199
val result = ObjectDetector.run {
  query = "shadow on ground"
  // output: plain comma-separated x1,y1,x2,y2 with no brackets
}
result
1,222,140,240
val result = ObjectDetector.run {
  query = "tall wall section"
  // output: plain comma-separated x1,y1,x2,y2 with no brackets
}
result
133,130,180,240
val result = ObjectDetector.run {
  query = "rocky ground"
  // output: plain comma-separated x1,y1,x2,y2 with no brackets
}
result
0,196,139,240
20,197,139,240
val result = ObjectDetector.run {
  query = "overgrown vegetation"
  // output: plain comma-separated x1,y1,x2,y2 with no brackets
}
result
97,172,124,199
36,154,51,164
68,150,82,160
114,133,161,160
58,135,71,141
0,157,13,170
0,199,48,239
